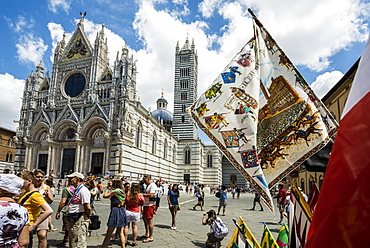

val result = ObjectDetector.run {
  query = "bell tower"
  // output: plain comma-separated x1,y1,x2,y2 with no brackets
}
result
172,38,199,140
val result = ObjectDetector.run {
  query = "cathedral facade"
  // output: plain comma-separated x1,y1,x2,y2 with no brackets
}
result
14,18,246,187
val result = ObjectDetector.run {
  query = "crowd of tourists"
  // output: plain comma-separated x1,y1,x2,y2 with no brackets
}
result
0,169,244,247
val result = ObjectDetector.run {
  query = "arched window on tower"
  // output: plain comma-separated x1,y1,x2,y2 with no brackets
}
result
7,139,13,147
207,152,213,168
163,139,168,159
152,132,157,155
184,147,191,165
173,145,176,163
135,122,142,148
6,152,12,162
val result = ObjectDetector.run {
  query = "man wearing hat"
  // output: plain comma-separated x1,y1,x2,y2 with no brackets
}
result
65,172,91,248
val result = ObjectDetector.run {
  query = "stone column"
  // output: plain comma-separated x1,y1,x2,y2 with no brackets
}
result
75,139,82,173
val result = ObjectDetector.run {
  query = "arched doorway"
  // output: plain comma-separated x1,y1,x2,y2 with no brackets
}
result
230,174,237,188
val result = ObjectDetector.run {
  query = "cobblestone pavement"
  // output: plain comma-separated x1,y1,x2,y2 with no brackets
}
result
41,188,283,248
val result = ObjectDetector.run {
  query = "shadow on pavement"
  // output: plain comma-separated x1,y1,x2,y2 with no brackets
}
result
191,240,208,247
155,224,171,229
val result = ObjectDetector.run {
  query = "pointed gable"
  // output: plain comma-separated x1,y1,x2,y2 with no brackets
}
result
62,23,93,61
40,78,49,91
100,67,112,82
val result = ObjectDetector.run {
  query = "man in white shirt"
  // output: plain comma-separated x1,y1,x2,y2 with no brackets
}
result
66,172,91,248
140,174,157,243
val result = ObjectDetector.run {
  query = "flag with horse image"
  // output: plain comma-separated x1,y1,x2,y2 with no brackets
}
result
189,18,274,211
248,10,337,188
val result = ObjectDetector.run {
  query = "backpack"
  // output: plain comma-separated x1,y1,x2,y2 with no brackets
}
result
215,192,221,198
213,219,228,238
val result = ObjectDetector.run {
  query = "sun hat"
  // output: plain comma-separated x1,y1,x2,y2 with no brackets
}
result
0,174,24,195
66,172,85,180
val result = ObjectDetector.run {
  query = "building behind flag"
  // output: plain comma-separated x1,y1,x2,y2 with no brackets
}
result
306,35,370,248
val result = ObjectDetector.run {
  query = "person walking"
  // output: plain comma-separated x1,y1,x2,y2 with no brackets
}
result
65,172,91,248
124,183,145,246
85,179,97,237
277,184,287,224
217,185,228,216
0,174,29,248
167,184,180,230
193,188,204,211
55,178,75,246
154,181,163,214
99,179,127,248
33,169,55,245
250,192,264,211
96,181,103,201
140,175,157,243
18,170,53,248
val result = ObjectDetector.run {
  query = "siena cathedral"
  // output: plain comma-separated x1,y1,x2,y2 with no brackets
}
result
14,18,246,186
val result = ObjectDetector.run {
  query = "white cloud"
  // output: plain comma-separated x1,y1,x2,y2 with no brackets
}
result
244,0,369,72
47,0,71,13
16,34,48,66
198,0,223,18
0,73,24,131
5,15,34,33
311,71,344,99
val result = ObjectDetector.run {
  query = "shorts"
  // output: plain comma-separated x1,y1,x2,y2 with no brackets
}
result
37,217,49,231
143,205,156,219
219,200,228,207
278,204,285,213
207,232,223,243
125,210,141,223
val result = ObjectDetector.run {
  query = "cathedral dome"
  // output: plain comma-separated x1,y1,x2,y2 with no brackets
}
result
152,92,173,121
152,108,173,121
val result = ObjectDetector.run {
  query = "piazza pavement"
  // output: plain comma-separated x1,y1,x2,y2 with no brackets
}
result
40,186,284,248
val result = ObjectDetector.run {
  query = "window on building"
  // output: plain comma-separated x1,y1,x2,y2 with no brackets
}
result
301,178,305,192
64,72,86,97
319,175,324,189
7,139,12,147
180,55,189,63
182,116,185,123
163,139,168,159
180,80,189,89
207,153,213,167
135,122,142,148
6,152,12,162
152,132,157,154
184,148,191,164
181,105,186,112
181,93,187,100
180,68,190,77
173,145,176,163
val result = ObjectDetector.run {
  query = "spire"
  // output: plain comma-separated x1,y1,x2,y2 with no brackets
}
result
99,22,105,39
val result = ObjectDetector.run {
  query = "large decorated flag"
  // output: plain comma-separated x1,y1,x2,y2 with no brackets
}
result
189,10,337,211
260,224,279,248
228,217,261,248
306,33,370,247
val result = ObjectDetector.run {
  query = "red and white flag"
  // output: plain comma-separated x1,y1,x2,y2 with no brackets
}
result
307,182,319,213
306,35,370,247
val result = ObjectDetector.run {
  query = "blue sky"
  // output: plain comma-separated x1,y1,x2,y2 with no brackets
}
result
1,0,370,144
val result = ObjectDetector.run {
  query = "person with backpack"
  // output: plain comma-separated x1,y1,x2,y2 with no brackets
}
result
202,209,228,247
